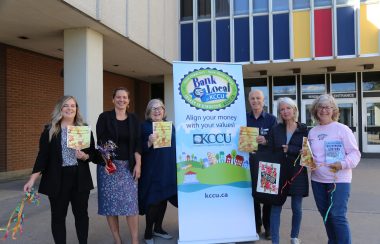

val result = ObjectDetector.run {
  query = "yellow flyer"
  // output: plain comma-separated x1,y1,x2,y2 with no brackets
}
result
300,137,316,169
67,125,91,150
153,121,172,148
238,126,259,152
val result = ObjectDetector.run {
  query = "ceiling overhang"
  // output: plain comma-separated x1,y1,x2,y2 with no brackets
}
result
0,0,172,83
242,56,380,78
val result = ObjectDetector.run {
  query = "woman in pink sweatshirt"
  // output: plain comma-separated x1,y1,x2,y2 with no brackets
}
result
308,94,361,244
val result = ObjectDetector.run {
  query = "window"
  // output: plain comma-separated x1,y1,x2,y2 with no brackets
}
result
273,0,289,11
360,0,380,2
331,73,356,93
234,17,250,62
363,72,380,92
181,0,193,21
181,23,193,61
301,74,326,94
337,7,355,56
253,0,268,13
337,0,355,5
273,13,290,60
216,0,230,17
198,0,211,19
253,15,269,61
293,0,310,9
314,0,332,7
234,0,249,15
273,76,296,96
198,21,212,61
216,19,231,62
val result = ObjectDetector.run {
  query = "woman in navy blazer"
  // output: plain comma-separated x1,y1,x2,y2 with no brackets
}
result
24,95,97,244
96,87,142,244
267,97,309,244
139,99,177,244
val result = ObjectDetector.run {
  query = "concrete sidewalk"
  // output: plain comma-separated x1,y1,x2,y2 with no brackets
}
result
0,158,379,244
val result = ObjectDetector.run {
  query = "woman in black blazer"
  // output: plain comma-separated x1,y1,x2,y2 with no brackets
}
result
24,95,97,244
96,87,141,244
267,97,309,244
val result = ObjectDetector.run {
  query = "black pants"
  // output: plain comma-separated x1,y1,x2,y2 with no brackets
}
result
254,200,271,232
144,200,168,239
48,166,90,244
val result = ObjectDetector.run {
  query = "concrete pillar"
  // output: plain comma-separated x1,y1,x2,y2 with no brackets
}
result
64,28,103,185
164,73,174,122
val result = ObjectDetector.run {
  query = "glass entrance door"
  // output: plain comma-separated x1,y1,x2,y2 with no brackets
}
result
301,100,315,129
362,98,380,152
336,99,358,142
301,99,358,140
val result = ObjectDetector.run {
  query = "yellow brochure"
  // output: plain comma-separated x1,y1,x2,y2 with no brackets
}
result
300,137,316,169
67,125,91,150
153,121,172,148
238,126,259,152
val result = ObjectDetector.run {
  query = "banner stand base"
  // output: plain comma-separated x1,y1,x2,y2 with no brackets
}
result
178,234,259,244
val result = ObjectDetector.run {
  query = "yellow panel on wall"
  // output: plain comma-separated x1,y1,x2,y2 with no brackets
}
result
293,11,311,59
360,3,379,55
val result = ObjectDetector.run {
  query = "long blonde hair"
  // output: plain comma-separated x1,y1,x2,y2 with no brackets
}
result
48,95,84,141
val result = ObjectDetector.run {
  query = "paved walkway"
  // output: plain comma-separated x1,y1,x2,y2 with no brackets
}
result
0,158,379,244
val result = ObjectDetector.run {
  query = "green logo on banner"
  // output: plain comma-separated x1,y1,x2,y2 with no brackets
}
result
179,68,239,111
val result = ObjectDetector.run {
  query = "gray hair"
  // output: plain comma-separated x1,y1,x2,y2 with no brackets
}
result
145,99,167,120
277,97,299,123
310,94,340,123
248,89,265,99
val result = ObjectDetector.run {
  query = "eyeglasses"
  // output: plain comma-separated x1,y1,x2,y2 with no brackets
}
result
152,106,163,112
317,105,333,111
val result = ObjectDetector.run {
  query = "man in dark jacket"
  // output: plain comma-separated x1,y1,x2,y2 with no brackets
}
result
247,89,277,240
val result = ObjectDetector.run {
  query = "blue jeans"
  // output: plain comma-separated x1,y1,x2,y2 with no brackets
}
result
311,181,351,244
270,196,303,244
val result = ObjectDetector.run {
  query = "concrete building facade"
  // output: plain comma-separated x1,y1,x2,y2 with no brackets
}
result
0,0,379,176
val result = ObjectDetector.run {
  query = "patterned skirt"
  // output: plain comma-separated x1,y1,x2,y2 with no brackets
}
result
97,160,138,216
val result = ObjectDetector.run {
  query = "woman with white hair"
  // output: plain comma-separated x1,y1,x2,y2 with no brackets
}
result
308,94,360,244
267,97,309,244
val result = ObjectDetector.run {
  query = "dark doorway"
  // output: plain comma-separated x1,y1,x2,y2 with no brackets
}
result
151,83,164,101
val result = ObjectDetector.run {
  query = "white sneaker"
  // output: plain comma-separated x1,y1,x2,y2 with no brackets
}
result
153,231,173,239
144,238,154,244
291,238,301,244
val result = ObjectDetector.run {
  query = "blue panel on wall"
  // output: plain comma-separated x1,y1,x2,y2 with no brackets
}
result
216,19,230,62
337,7,355,56
198,21,211,61
273,13,290,60
253,15,269,61
181,23,193,61
234,17,250,62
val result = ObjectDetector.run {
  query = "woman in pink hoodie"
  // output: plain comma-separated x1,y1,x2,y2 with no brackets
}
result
308,94,361,244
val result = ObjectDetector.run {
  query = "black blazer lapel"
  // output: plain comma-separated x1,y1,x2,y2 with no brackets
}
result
56,130,63,166
279,123,287,145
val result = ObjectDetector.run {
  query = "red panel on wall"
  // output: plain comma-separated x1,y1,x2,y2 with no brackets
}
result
314,9,332,57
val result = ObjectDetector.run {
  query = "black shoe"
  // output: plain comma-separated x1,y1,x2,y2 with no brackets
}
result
265,230,271,240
